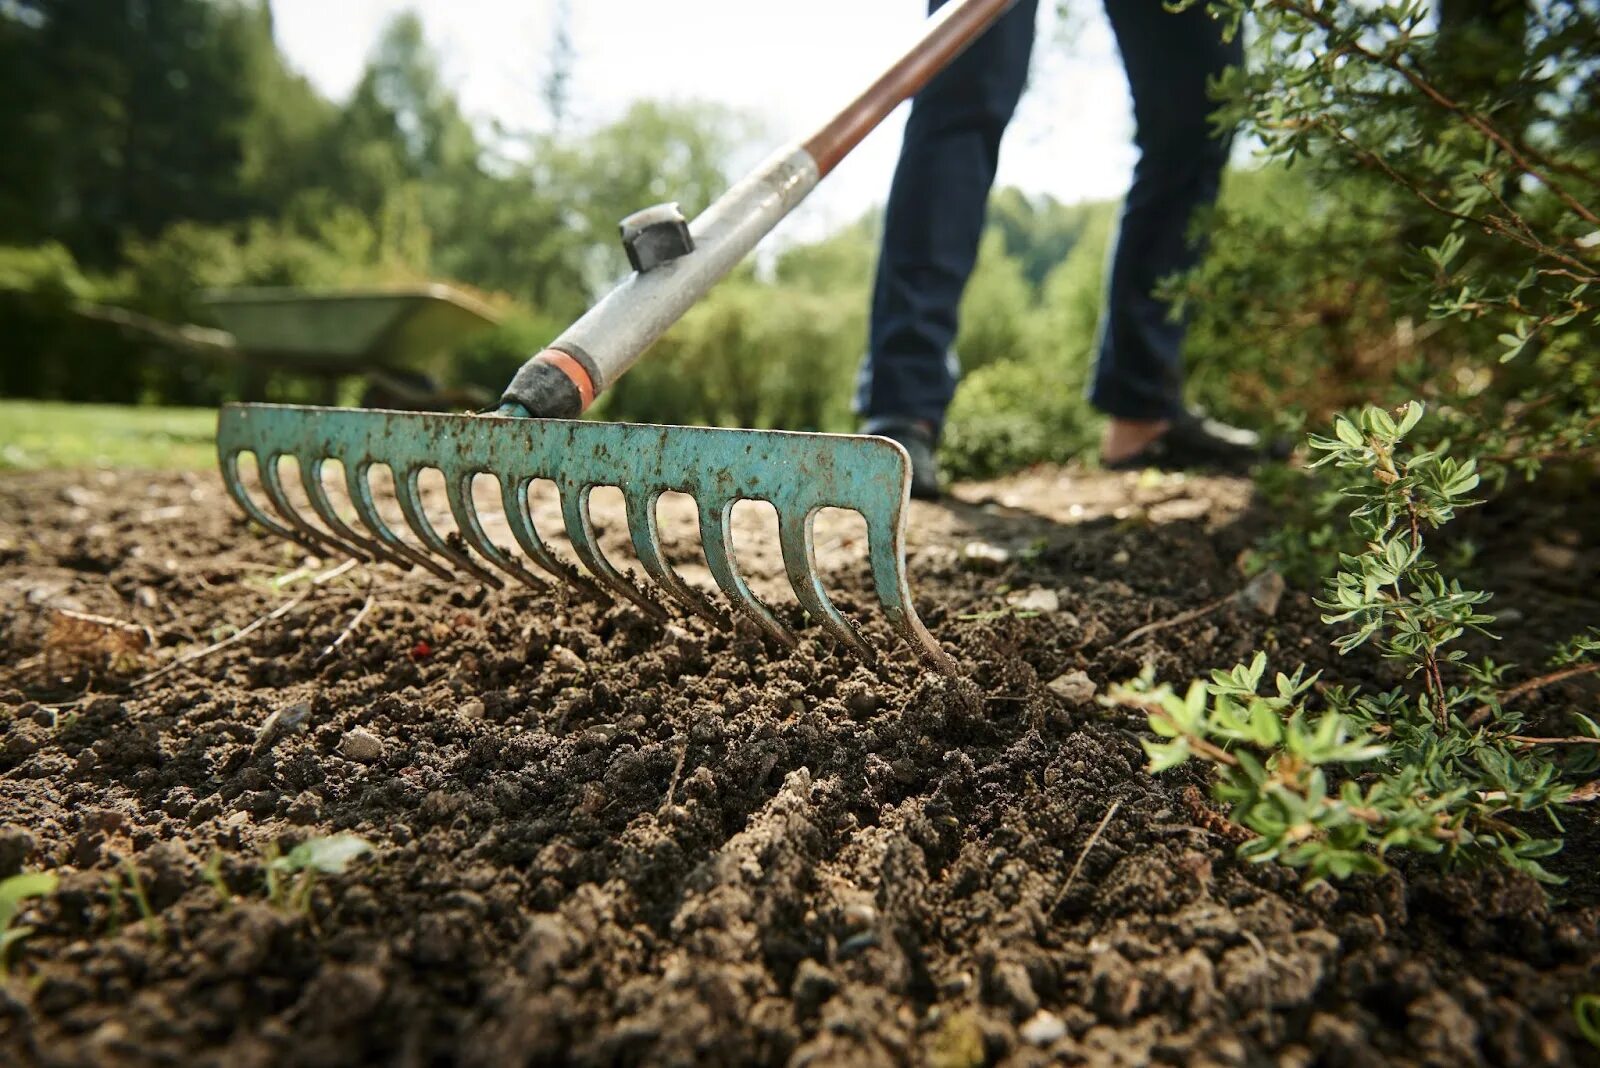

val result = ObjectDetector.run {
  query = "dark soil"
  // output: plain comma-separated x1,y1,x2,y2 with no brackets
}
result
0,464,1596,1067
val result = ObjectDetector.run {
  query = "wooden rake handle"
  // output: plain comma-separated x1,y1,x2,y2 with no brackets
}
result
804,0,1019,175
500,0,1021,420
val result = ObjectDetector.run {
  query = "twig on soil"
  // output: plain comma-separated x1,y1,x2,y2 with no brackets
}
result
310,559,359,585
1506,734,1600,747
1110,594,1232,650
661,743,688,812
313,594,375,665
1183,784,1255,844
1567,780,1600,804
1465,662,1600,727
1053,799,1121,909
129,592,311,690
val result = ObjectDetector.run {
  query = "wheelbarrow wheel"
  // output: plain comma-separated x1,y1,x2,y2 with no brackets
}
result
360,369,446,411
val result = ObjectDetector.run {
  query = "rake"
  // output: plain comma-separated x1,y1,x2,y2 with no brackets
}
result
217,0,1020,675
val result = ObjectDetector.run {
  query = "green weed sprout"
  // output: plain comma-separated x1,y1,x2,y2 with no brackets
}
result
1111,404,1593,884
1,870,59,977
1576,994,1600,1050
264,834,374,914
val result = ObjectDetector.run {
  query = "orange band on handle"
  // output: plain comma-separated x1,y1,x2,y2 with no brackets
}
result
535,349,596,412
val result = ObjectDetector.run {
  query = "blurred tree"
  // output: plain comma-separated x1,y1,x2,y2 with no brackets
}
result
986,188,1102,290
0,0,294,266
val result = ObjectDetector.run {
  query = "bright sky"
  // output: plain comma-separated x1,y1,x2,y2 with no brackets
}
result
268,0,1138,244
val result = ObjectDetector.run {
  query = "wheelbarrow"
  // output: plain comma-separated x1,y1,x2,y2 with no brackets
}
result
201,284,501,409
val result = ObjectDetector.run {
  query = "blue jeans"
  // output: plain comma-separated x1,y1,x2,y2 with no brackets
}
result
856,0,1242,430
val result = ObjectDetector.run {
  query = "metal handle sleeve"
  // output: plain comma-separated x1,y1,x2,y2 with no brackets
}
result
500,0,1019,419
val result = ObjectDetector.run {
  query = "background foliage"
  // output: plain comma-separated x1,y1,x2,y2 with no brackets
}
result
0,0,1118,454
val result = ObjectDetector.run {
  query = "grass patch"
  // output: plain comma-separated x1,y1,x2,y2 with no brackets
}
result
0,400,216,471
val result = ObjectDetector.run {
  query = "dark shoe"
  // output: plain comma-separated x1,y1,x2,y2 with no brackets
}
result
870,421,942,501
1105,410,1285,474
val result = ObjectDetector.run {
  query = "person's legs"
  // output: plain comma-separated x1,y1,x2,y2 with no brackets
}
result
1093,0,1241,461
857,0,1039,437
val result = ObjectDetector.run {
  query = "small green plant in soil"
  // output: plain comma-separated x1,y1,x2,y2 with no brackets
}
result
1575,993,1600,1050
1110,403,1597,885
107,859,163,945
264,834,375,914
1,870,59,977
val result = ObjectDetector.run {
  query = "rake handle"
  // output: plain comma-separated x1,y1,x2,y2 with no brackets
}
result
500,0,1020,420
803,0,1019,176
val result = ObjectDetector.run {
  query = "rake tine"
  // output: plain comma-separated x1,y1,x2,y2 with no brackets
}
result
392,466,506,590
297,456,416,573
443,473,548,590
622,487,725,624
499,478,608,602
555,482,668,619
341,461,455,581
220,450,324,556
696,498,797,648
256,451,364,562
554,483,664,615
865,510,958,673
777,508,875,661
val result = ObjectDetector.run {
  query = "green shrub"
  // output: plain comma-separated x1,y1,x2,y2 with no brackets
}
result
1112,405,1598,884
942,357,1096,480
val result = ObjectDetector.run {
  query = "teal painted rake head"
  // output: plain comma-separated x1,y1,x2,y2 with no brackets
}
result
217,404,955,672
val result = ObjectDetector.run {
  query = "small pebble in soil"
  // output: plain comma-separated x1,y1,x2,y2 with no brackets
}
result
252,702,311,756
1238,569,1286,617
842,903,877,932
457,698,486,720
1047,670,1097,705
838,931,877,958
338,728,385,764
1020,1010,1067,1046
548,645,586,674
1007,587,1060,613
961,541,1012,569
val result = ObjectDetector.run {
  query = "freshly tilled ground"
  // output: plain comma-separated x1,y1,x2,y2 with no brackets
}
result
0,465,1596,1067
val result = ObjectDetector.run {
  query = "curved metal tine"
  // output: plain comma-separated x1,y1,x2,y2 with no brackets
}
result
499,478,608,602
257,451,363,562
864,510,958,674
696,497,796,648
220,450,323,555
556,482,668,619
393,466,505,589
443,472,548,590
341,461,455,581
298,456,414,573
622,487,724,624
777,507,876,661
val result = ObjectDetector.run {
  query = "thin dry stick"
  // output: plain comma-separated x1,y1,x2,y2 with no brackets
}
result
1112,595,1232,650
1054,799,1121,909
1466,661,1600,727
129,559,362,689
661,743,689,812
314,595,375,664
1507,734,1600,747
130,593,310,689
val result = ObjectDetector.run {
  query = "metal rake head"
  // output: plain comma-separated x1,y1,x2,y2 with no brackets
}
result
216,404,954,673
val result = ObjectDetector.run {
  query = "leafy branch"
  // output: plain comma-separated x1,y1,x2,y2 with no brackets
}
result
1110,406,1595,885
